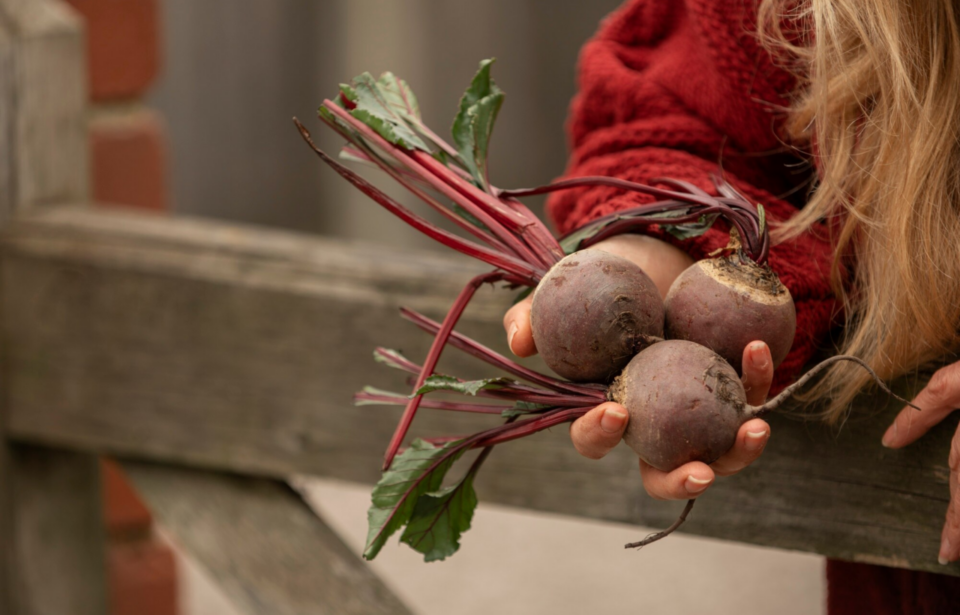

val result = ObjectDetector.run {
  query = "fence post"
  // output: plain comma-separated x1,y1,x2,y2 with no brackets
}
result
0,1,106,613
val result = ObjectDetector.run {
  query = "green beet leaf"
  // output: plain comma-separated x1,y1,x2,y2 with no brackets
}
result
414,374,514,396
501,400,552,418
364,439,468,560
559,222,607,254
376,71,422,121
400,474,479,562
340,73,430,152
452,59,504,191
657,212,720,241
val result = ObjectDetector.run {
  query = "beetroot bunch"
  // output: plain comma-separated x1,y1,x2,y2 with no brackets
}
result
297,60,914,562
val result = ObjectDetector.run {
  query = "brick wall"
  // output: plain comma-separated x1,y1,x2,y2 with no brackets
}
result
67,0,169,212
62,1,177,614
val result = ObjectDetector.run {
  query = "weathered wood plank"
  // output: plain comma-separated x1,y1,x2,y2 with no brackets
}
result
2,206,955,574
122,461,413,615
4,445,107,615
0,0,87,211
0,2,101,612
0,8,15,221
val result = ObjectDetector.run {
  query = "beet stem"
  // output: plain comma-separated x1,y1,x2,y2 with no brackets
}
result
749,355,922,418
373,347,422,374
472,407,592,447
342,139,515,254
399,307,608,398
355,391,510,414
383,272,505,470
322,103,551,270
294,118,541,283
505,176,769,264
624,499,696,549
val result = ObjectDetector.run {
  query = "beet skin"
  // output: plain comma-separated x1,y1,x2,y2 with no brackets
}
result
531,250,664,383
664,256,796,374
611,340,747,471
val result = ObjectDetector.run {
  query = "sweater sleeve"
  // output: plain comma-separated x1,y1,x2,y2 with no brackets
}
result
548,0,839,389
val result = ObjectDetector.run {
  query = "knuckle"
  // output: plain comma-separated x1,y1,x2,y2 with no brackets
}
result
951,440,960,472
570,425,606,460
926,368,959,404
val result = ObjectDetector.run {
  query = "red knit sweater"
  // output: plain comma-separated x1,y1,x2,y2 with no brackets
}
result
546,0,839,389
553,3,960,612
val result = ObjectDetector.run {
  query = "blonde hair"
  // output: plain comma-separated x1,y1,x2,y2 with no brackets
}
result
758,0,960,423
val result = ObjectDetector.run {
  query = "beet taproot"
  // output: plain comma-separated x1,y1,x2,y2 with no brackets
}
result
531,250,664,383
664,255,796,374
612,340,744,471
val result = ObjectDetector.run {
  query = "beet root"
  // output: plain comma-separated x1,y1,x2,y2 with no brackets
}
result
664,255,796,374
611,340,917,474
530,250,664,383
611,340,746,471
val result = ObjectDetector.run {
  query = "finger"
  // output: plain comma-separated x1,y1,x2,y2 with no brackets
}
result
503,296,537,357
882,364,960,448
569,402,629,460
710,418,771,476
741,341,774,406
639,459,715,501
942,425,960,564
941,482,960,565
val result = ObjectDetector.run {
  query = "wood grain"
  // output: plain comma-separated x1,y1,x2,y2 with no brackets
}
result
0,0,87,211
6,445,107,615
122,461,413,615
2,206,955,574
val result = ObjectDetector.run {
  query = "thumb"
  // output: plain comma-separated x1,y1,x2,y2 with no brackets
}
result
570,402,629,460
503,295,537,357
741,341,774,405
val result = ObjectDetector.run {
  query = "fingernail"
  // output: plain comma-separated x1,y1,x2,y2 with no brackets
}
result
600,408,627,433
507,322,519,351
940,539,952,565
882,422,898,448
750,342,769,368
745,430,768,452
685,475,712,494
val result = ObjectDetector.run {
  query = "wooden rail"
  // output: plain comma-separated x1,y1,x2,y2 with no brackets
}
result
2,0,958,611
2,205,955,578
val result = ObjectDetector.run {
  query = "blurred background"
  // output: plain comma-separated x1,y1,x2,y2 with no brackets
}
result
66,0,827,613
149,0,623,247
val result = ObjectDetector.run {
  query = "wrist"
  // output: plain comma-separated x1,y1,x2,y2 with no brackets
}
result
586,234,694,298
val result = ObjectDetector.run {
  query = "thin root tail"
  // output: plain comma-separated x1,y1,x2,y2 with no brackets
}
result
624,499,695,550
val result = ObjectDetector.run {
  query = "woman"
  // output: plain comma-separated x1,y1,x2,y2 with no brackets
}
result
503,0,960,611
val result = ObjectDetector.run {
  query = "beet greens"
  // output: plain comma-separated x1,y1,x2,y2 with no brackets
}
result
296,59,773,478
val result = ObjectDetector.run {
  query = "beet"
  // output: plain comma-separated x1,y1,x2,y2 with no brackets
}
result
664,255,796,373
611,340,744,471
392,308,918,555
530,250,664,383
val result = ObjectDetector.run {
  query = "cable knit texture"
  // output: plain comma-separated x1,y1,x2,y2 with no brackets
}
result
548,0,838,390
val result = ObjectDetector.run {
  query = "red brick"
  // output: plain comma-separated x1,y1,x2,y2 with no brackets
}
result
101,459,153,541
64,0,161,101
109,538,179,615
90,109,168,212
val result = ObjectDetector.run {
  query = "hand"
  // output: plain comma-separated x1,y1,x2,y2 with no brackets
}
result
502,235,772,500
882,362,960,565
567,342,773,500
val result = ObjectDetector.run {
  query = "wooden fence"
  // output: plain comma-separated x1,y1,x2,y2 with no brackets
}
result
0,1,957,613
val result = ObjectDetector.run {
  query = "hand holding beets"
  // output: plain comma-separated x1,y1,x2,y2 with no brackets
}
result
309,63,920,560
503,235,773,501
